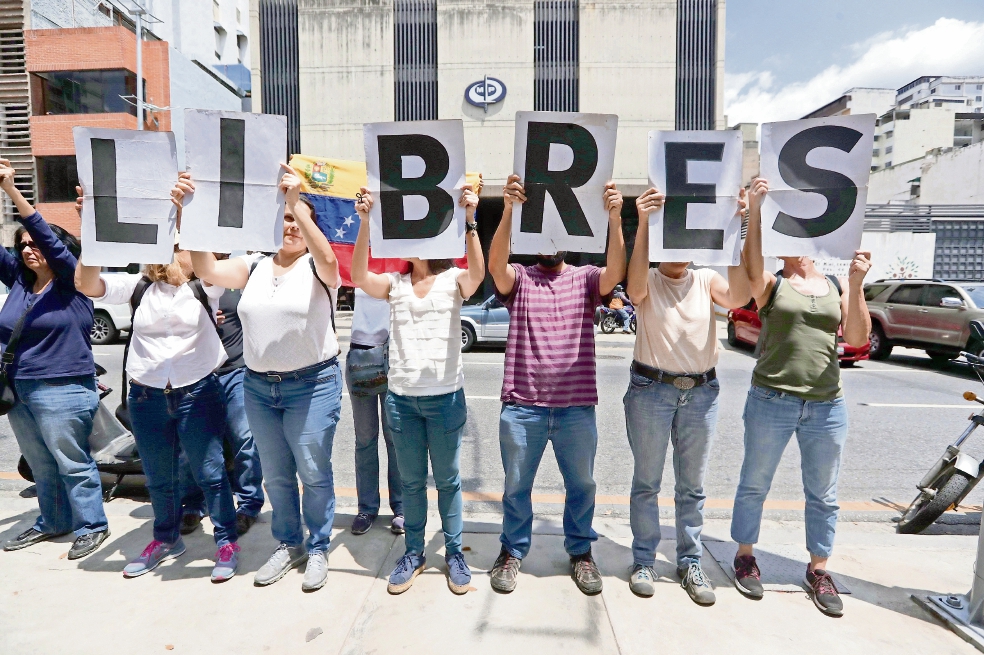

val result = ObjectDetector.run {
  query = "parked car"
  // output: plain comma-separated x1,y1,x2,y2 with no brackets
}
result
0,289,131,346
727,299,870,364
460,295,510,352
865,278,984,362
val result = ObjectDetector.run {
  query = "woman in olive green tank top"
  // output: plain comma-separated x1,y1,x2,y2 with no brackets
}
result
729,178,873,617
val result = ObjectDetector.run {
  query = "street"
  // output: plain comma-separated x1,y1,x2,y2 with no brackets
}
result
2,314,981,522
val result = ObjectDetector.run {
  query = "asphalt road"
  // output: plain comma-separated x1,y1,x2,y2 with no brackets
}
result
2,318,983,520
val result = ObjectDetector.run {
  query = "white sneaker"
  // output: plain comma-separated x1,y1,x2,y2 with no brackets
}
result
302,551,329,592
254,543,307,586
629,564,657,597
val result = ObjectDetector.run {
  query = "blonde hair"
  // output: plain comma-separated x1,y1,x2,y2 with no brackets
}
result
142,261,189,286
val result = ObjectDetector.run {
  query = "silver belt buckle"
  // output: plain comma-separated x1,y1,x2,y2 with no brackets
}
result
673,376,695,390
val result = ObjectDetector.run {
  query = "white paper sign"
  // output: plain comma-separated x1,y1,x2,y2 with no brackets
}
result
179,109,287,253
73,127,178,266
648,130,743,266
760,114,876,259
511,111,618,254
363,119,466,258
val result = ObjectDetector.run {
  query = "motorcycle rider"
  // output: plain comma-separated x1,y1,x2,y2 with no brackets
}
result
610,285,632,334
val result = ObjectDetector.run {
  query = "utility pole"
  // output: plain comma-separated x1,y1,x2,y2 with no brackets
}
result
128,2,146,130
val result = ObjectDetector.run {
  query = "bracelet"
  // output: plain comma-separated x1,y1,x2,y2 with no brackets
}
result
465,221,478,233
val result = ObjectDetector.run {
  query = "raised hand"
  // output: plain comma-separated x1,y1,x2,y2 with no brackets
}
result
355,186,373,219
0,158,16,194
503,174,526,208
738,186,748,217
75,185,84,215
460,183,479,220
278,163,302,207
848,250,872,289
604,182,623,217
748,177,769,213
171,171,195,209
634,187,665,219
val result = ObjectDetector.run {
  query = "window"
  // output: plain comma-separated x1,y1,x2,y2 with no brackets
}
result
37,156,79,203
213,0,221,21
923,285,961,307
955,85,962,91
237,6,242,24
977,96,982,102
534,0,579,112
978,85,983,90
885,145,893,154
237,34,247,64
887,284,925,305
864,284,890,301
215,27,227,60
931,88,937,94
33,70,139,116
393,0,438,121
961,285,984,308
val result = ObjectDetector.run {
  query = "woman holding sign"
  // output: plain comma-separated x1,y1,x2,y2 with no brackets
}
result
730,178,871,617
351,184,484,596
188,166,343,593
0,160,110,561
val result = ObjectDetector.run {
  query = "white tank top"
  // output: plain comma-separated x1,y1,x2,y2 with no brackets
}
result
238,254,339,373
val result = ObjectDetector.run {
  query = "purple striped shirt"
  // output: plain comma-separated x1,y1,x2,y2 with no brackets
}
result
498,264,603,407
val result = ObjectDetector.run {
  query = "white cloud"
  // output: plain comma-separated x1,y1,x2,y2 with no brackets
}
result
725,18,984,125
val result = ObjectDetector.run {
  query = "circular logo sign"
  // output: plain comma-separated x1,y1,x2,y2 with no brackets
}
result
465,77,507,108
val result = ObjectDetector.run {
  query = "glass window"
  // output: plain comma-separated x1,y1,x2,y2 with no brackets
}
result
864,284,890,301
922,285,961,307
37,156,79,203
961,285,984,309
34,70,140,116
887,284,925,305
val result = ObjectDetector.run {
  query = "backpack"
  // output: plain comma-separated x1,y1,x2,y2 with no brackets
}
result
248,255,336,333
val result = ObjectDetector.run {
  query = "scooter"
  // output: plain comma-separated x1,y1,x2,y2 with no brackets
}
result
897,320,984,534
17,363,141,502
598,304,637,334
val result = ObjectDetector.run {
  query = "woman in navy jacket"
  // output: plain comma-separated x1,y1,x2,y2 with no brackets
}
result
0,159,109,560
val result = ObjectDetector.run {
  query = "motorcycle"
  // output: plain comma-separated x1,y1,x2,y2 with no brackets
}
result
598,304,637,334
17,362,141,502
897,320,984,534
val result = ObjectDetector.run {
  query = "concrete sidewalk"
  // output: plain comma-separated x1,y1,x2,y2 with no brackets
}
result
0,494,977,654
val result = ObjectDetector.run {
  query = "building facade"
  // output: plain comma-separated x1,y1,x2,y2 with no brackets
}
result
250,0,726,196
801,87,897,120
896,75,984,113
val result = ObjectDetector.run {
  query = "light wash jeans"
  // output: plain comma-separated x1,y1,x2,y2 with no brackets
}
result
351,392,403,516
731,385,849,558
623,370,719,568
179,367,265,518
244,360,342,553
499,404,598,559
384,388,466,556
10,375,107,537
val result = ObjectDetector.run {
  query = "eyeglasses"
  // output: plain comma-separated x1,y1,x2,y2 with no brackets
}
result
17,242,39,252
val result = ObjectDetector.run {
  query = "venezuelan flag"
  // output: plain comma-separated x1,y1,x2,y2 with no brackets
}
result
289,153,481,286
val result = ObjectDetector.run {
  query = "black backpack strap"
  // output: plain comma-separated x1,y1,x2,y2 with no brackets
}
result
309,257,336,333
121,276,152,409
189,279,217,328
0,300,37,376
826,274,843,297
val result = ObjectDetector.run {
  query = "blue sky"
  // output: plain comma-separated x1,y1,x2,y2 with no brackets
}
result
724,1,984,123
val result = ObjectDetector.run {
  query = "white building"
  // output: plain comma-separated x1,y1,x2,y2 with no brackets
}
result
896,75,984,113
802,87,897,120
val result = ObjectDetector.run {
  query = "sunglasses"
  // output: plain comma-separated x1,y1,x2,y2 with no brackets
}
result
17,242,39,252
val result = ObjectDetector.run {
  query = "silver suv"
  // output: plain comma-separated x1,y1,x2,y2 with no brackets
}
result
865,279,984,362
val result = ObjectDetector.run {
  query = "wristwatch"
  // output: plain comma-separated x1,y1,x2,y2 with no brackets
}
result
465,221,478,233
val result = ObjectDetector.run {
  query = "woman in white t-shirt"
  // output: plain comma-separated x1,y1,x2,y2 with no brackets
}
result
76,179,239,583
186,165,341,593
351,184,484,597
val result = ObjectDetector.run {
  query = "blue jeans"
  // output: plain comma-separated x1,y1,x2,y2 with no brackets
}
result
244,360,342,553
499,404,598,558
623,371,719,568
128,375,237,547
384,389,466,556
351,392,403,516
10,375,107,537
179,367,265,518
614,308,631,329
731,385,849,558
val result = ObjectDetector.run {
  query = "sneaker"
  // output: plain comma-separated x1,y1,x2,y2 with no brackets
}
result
211,543,240,582
390,515,406,535
68,529,111,560
179,513,204,535
446,552,472,595
123,539,186,578
302,551,329,592
570,550,603,595
3,527,66,552
805,567,844,616
387,552,425,595
629,564,657,597
733,554,764,599
678,562,716,606
351,513,375,535
235,512,256,537
489,547,521,593
254,543,308,586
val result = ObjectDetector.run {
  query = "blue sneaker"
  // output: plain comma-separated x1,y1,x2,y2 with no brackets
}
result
387,552,425,595
123,539,186,578
211,543,241,583
446,551,472,595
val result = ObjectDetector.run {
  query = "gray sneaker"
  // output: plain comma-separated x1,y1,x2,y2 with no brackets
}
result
123,539,186,578
254,543,308,587
302,551,329,592
629,564,657,597
678,561,716,606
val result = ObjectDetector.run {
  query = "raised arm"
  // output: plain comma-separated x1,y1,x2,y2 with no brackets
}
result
709,188,752,309
598,182,626,295
350,188,392,300
75,262,106,298
742,178,776,307
281,164,338,288
488,174,523,296
0,161,28,285
627,188,664,305
841,251,872,347
456,183,485,299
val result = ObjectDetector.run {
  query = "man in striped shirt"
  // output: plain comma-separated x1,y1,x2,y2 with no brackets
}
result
487,173,626,596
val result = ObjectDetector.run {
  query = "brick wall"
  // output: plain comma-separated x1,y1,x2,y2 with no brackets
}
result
30,113,138,157
36,202,81,236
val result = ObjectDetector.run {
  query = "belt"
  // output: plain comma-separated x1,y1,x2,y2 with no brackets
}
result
248,357,338,382
631,361,716,390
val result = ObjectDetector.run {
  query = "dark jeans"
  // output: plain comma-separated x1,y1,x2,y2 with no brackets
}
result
179,367,265,518
128,375,237,547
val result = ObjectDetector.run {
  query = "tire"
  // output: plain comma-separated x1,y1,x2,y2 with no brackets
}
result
896,471,973,534
17,455,34,483
600,315,618,334
90,311,118,345
727,321,739,347
868,323,893,360
630,315,636,334
460,324,477,353
927,350,953,365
